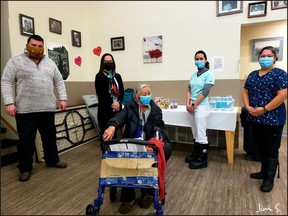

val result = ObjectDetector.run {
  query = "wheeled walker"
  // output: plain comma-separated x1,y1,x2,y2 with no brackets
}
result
86,138,165,215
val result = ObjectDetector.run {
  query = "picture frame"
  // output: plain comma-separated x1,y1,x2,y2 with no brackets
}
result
248,2,267,18
110,36,125,51
71,30,81,47
19,14,35,36
251,36,284,62
49,18,62,34
271,1,287,10
216,1,243,17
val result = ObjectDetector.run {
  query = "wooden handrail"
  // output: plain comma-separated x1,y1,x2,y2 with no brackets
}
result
0,116,18,136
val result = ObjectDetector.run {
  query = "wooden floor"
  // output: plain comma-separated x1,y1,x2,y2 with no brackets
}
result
1,133,287,215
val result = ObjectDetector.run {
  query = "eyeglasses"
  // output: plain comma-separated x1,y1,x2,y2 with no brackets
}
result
259,55,274,58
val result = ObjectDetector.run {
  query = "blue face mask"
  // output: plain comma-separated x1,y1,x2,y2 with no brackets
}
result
195,60,205,69
259,57,274,69
140,95,152,105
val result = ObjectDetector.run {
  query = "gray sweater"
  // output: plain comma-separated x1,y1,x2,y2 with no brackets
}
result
1,53,68,113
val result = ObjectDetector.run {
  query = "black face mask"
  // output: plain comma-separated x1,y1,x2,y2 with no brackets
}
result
103,62,114,71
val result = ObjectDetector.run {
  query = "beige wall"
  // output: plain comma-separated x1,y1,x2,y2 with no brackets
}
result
240,20,287,80
65,80,241,107
1,1,287,134
1,1,287,82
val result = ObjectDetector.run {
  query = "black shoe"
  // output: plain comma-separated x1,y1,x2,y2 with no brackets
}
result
189,160,208,169
245,154,261,162
185,154,196,163
260,180,274,192
140,194,153,209
250,172,264,179
109,187,117,202
49,161,67,168
245,154,254,161
19,172,31,182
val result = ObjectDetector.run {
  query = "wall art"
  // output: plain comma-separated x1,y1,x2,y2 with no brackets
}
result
248,2,267,18
19,14,34,36
271,1,287,10
47,43,70,80
111,36,125,51
72,30,81,47
251,36,284,62
216,1,243,16
49,18,62,34
143,35,163,63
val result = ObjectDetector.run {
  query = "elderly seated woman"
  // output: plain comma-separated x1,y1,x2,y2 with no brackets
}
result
103,82,172,214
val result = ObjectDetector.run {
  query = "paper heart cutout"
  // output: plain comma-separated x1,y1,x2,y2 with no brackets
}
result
74,56,82,66
93,46,102,56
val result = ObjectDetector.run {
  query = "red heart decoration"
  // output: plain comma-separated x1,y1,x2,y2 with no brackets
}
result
93,46,102,56
74,56,82,66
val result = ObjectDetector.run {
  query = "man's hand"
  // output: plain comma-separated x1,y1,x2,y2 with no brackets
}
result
5,104,16,117
59,101,67,110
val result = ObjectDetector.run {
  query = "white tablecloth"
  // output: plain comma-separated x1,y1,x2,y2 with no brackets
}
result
162,105,238,131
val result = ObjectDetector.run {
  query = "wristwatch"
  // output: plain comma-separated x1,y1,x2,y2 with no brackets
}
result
263,106,269,113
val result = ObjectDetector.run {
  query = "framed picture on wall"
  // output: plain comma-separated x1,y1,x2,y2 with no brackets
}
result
49,18,62,34
19,14,35,36
216,1,243,16
251,37,284,62
71,30,81,47
248,2,267,18
111,36,125,51
271,1,287,10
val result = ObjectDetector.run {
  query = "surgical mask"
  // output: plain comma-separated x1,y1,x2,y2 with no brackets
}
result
26,44,44,59
195,60,205,69
140,95,152,105
103,62,114,71
259,57,274,69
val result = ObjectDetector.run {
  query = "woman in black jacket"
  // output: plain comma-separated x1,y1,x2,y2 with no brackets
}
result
95,53,124,142
103,83,172,214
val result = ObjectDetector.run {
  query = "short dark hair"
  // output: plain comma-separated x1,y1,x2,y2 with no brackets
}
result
27,35,44,44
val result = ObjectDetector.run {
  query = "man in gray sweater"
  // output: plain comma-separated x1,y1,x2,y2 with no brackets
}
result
1,35,68,182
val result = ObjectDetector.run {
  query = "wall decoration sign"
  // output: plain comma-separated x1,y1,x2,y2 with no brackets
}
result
216,1,243,16
143,35,163,63
251,37,284,62
248,2,267,18
71,30,81,47
271,1,287,10
19,14,35,36
49,18,62,34
47,43,70,80
93,46,102,56
111,36,125,51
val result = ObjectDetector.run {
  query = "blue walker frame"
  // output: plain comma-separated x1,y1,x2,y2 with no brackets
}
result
85,138,164,215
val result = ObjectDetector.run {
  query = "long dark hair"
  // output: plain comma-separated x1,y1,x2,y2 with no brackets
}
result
194,50,210,69
98,53,116,73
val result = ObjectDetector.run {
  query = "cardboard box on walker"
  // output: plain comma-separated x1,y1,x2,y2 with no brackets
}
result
100,158,158,178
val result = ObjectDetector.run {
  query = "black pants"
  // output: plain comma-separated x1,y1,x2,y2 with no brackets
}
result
250,123,284,160
120,188,154,202
15,112,60,173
